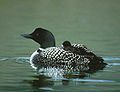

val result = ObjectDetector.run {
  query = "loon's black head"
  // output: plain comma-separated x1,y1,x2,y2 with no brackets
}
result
21,28,55,48
62,41,71,47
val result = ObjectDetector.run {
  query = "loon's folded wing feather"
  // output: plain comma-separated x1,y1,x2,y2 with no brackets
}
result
72,44,92,53
38,47,90,64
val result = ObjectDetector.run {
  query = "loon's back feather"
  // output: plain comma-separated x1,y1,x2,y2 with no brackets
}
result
30,43,101,66
72,44,91,53
41,47,89,62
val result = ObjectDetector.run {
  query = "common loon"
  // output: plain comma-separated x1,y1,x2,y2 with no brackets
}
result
62,41,103,60
21,28,106,66
62,40,92,55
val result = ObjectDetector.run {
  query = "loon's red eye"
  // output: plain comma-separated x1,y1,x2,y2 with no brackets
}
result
36,33,39,36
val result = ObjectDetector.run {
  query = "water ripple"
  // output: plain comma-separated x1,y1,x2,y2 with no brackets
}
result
54,78,115,83
0,57,120,61
1,57,120,65
103,57,120,61
0,58,8,61
107,63,120,66
70,78,115,82
39,87,54,91
0,57,30,62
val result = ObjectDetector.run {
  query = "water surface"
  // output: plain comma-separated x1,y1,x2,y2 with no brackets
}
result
0,0,120,92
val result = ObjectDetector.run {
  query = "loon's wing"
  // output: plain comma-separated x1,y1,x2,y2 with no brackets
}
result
72,44,92,53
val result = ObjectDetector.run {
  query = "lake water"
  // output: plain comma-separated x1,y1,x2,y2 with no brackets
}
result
0,0,120,92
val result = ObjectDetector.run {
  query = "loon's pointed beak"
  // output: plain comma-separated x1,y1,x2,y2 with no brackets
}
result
21,34,33,39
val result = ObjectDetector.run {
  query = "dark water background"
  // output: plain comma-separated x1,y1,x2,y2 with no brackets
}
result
0,0,120,92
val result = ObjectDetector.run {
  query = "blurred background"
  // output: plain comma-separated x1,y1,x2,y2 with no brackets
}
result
0,0,120,58
0,0,120,92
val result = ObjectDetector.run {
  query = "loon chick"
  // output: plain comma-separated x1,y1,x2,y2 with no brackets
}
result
62,41,104,62
62,41,88,55
21,28,105,66
62,41,97,56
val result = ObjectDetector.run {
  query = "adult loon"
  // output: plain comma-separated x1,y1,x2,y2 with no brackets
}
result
21,28,106,66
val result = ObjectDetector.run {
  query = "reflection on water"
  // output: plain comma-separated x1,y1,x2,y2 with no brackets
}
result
0,57,120,92
0,0,120,91
23,58,106,91
24,75,54,92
